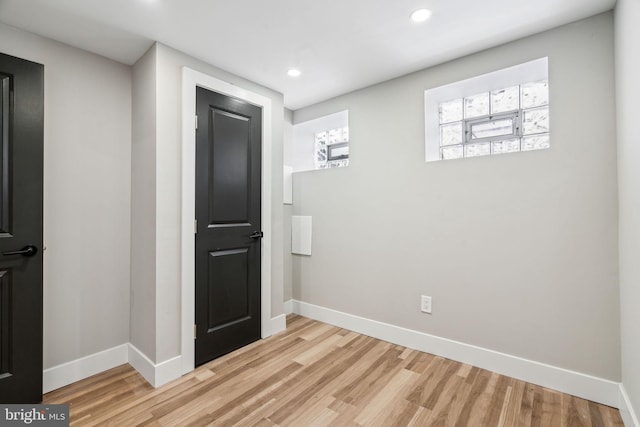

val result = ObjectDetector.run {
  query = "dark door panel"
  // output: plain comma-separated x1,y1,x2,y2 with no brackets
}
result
207,248,250,329
209,108,251,225
195,87,262,366
0,52,44,403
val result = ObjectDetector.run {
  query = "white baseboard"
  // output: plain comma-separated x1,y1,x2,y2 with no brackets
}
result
620,384,640,427
292,300,620,408
154,355,183,388
43,344,128,393
127,344,182,388
270,314,287,336
284,299,293,315
43,310,290,394
127,343,155,387
47,302,621,410
43,343,183,393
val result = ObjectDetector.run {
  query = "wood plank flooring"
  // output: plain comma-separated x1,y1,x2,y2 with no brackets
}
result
44,315,624,426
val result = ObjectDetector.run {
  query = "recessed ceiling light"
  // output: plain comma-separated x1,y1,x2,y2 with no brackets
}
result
410,9,432,23
287,69,302,78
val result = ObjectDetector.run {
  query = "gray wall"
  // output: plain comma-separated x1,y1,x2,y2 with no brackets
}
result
0,23,132,368
129,43,285,363
130,45,157,360
283,109,294,303
292,13,620,380
615,0,640,417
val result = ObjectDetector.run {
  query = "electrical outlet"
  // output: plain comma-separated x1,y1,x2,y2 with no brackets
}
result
421,295,432,314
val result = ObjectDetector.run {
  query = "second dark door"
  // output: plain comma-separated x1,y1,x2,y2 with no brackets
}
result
195,87,262,366
0,52,44,403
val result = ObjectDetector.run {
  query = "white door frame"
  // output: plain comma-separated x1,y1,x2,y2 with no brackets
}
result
180,67,273,375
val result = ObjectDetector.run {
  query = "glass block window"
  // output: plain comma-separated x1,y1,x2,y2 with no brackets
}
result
464,93,489,119
437,80,549,160
315,126,349,169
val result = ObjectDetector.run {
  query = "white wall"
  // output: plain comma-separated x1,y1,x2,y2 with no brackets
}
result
130,45,157,360
283,109,293,302
291,123,315,173
615,0,640,422
0,23,132,369
130,43,285,364
292,13,620,381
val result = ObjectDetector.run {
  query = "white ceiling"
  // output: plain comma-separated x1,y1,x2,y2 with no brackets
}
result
0,0,615,110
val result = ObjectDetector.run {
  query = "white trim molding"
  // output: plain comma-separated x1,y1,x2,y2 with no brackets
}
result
292,300,620,408
41,311,629,411
43,344,128,393
128,344,182,388
270,314,287,337
43,343,184,393
620,384,640,427
181,67,274,376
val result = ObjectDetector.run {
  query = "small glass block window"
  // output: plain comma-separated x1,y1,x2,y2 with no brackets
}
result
315,126,349,169
436,79,549,161
328,143,349,160
314,131,328,169
340,127,349,142
440,122,463,146
439,99,463,124
522,134,550,151
327,158,349,168
491,86,519,114
492,138,520,154
520,81,549,109
465,142,491,158
328,129,340,144
469,117,515,140
316,131,327,144
441,145,464,160
522,107,549,135
464,93,490,118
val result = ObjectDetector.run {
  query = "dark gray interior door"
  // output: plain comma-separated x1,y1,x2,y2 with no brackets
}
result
0,52,44,403
195,87,262,366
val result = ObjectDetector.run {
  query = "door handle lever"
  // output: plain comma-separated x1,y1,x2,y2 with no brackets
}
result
249,231,264,239
2,245,38,257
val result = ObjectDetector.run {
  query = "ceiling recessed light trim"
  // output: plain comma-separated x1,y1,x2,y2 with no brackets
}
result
410,8,432,23
287,69,302,77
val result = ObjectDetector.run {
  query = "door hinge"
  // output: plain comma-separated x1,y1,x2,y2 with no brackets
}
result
194,219,198,234
195,115,198,130
194,324,197,339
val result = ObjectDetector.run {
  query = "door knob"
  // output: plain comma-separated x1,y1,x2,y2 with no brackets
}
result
2,245,38,257
249,231,264,239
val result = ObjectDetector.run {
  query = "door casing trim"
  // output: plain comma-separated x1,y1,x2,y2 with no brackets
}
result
180,67,273,375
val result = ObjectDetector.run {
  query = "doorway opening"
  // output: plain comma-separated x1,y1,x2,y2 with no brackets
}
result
181,68,273,375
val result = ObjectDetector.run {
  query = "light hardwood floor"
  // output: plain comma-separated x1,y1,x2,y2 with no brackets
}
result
44,315,624,426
